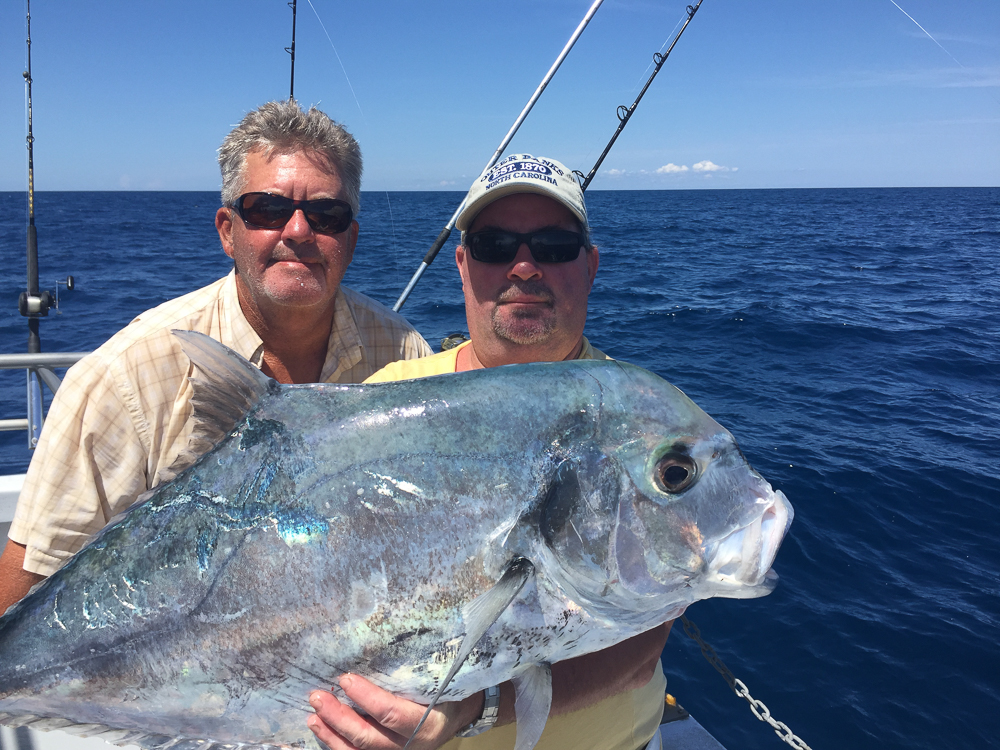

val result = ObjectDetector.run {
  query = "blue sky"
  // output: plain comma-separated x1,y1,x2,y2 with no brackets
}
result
0,0,996,192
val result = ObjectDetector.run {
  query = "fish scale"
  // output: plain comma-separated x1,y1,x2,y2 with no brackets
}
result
0,331,792,750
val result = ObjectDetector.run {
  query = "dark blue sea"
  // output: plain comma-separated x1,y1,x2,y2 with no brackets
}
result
1,188,998,750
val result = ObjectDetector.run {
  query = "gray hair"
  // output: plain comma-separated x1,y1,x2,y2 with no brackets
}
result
219,100,362,215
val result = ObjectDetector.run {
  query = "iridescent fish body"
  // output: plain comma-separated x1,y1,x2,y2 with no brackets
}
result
0,332,792,750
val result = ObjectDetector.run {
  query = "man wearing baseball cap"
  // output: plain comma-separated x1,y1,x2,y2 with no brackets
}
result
369,153,605,377
306,155,671,750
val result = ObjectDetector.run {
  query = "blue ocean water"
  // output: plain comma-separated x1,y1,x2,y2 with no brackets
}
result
1,188,998,749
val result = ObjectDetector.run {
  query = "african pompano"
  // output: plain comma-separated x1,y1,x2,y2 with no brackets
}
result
0,331,792,750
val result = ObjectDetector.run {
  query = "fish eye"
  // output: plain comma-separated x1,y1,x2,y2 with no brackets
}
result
654,453,698,494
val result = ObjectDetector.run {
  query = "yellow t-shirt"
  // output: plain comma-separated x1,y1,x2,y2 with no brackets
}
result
364,337,609,383
365,337,667,750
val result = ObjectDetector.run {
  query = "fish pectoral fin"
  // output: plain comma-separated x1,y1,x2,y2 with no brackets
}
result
511,664,553,750
404,557,534,750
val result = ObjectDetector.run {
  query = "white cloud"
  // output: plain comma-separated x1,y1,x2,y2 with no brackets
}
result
692,160,731,172
606,168,627,176
656,163,689,174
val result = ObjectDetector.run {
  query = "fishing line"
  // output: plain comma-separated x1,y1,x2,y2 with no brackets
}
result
383,193,401,289
305,0,365,119
887,0,967,71
628,13,686,96
886,0,999,108
303,0,408,280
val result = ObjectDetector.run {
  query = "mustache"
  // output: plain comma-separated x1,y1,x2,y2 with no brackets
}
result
496,281,555,304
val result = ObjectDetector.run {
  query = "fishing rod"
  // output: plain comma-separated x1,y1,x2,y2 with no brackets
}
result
15,0,75,448
286,0,297,100
578,0,703,190
392,0,606,313
18,0,46,449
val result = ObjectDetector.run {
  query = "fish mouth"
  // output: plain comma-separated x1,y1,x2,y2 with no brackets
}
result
701,490,793,598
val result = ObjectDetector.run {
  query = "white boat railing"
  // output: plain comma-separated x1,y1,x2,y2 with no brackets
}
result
0,351,88,433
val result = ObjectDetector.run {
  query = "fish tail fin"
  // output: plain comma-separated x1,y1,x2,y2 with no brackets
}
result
161,330,276,481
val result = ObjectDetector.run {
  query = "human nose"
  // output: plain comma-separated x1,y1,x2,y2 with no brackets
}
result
281,209,315,242
507,243,542,281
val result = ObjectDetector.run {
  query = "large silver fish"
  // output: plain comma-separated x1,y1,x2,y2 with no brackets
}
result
0,331,792,750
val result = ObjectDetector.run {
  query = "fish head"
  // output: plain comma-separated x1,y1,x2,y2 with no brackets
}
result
533,363,793,623
613,424,793,605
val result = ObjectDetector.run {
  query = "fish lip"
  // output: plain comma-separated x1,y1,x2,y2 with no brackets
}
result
703,490,792,588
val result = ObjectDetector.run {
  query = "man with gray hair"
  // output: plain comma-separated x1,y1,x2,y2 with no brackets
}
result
0,100,431,612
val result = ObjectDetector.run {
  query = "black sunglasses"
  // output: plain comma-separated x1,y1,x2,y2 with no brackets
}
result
231,192,354,235
466,229,584,264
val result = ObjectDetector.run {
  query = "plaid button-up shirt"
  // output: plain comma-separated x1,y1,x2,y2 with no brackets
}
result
11,271,431,576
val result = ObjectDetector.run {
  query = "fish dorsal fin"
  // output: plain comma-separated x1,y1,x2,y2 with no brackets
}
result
161,330,275,480
0,712,283,750
511,664,553,750
404,557,534,749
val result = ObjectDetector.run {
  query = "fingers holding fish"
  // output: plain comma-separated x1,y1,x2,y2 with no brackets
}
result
308,674,481,750
307,686,400,750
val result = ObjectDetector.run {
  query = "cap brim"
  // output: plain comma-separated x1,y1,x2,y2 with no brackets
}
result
456,181,588,231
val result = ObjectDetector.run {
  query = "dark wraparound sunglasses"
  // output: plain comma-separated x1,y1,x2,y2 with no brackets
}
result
231,192,354,235
466,229,584,264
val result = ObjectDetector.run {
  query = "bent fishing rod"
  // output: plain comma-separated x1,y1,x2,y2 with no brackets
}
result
392,0,606,313
393,0,705,312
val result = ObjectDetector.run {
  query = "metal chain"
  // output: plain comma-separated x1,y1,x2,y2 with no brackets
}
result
679,615,813,750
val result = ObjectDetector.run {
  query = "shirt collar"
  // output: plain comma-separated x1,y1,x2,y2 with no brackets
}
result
320,287,363,382
221,270,265,366
221,272,363,381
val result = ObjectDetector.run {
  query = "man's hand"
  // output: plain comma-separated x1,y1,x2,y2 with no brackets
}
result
306,623,671,748
307,674,482,750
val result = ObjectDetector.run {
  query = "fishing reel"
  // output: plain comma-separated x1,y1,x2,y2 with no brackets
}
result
18,276,75,317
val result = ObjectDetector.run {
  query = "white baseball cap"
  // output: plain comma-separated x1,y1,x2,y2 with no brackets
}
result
456,154,589,233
